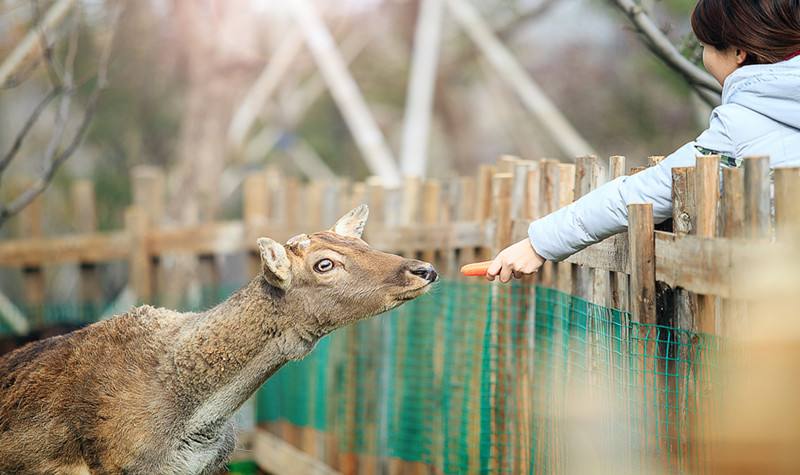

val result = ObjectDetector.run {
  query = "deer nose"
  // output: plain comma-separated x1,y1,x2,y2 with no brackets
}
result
408,262,438,283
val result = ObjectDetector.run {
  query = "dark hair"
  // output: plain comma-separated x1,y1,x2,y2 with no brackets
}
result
691,0,800,64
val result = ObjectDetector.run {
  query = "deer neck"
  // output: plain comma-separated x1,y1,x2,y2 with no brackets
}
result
169,277,321,433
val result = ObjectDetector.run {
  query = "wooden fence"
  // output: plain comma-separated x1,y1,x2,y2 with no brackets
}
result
1,155,799,473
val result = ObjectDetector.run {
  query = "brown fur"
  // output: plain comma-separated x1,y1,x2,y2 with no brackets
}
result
0,211,436,475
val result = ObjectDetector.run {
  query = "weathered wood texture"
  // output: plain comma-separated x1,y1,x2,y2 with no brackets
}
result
254,429,342,475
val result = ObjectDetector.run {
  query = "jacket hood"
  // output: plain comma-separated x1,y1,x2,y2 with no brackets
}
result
722,56,800,130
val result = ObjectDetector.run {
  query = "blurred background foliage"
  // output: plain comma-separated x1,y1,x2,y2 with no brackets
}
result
0,0,709,234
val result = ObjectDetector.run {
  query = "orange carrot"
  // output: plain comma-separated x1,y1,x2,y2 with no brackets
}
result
460,261,492,277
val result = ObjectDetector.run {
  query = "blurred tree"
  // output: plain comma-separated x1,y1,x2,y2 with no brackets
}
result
0,0,120,229
609,0,720,105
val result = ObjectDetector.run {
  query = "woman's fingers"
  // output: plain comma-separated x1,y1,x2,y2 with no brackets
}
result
486,255,503,281
499,262,513,283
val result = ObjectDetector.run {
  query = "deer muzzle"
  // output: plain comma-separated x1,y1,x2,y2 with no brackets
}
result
407,262,438,283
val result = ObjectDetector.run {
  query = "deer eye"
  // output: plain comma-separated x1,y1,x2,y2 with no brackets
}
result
313,259,334,273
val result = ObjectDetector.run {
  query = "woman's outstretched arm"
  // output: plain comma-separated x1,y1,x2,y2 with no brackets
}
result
529,142,699,261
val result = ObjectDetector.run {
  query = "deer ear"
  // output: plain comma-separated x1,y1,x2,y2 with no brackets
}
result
331,204,369,238
257,237,292,290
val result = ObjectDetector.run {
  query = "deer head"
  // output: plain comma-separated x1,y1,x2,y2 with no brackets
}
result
256,205,437,334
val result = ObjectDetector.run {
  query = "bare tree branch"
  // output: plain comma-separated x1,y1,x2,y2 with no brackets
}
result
32,0,66,88
610,0,722,102
0,4,121,229
0,87,61,178
0,0,77,87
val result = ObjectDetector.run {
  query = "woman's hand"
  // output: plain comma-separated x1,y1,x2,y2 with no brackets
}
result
486,238,546,283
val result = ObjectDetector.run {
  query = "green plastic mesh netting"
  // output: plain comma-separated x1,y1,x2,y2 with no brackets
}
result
0,279,717,473
256,280,717,474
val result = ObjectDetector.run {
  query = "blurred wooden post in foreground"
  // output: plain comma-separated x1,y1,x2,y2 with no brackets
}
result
72,180,102,318
20,194,44,327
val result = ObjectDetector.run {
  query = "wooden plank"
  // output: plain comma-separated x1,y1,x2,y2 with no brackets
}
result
455,176,479,268
628,203,656,460
131,166,166,226
629,204,656,323
608,156,629,311
571,156,597,299
695,156,720,335
125,206,152,303
510,160,532,221
421,180,441,264
743,156,771,239
72,180,102,317
131,166,166,302
609,155,626,179
539,160,560,288
254,429,341,475
20,194,44,327
475,164,495,260
590,160,609,306
525,161,542,221
493,174,514,251
244,171,269,278
0,233,131,266
509,161,534,475
672,167,696,237
670,166,696,472
628,203,656,324
552,163,574,293
774,167,800,241
490,172,513,473
720,168,744,238
498,155,519,174
401,177,422,257
149,221,251,256
720,167,747,337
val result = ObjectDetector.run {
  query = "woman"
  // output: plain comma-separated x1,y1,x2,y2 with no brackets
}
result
488,0,800,283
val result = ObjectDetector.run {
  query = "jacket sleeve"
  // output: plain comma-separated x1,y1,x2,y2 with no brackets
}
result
527,143,694,261
527,110,735,262
528,104,736,261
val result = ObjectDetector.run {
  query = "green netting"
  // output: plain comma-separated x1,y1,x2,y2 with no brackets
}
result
1,279,717,473
256,280,717,474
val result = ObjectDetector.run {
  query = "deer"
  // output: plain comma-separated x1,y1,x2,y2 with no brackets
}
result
0,205,438,475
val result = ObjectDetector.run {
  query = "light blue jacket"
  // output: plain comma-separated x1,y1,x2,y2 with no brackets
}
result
529,56,800,261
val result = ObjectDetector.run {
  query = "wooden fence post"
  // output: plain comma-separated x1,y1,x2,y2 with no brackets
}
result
628,203,656,460
695,156,720,335
720,167,746,337
539,160,560,288
475,165,495,260
456,175,477,269
243,171,269,278
490,172,513,473
72,180,102,318
774,167,800,240
131,166,165,303
743,156,771,239
510,159,536,475
20,193,45,327
125,206,152,303
609,156,629,312
572,156,598,300
554,163,575,295
421,180,441,265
